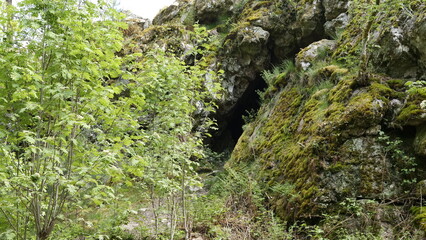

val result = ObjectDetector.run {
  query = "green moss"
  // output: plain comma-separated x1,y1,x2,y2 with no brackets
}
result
328,162,349,173
369,82,395,99
237,0,271,23
327,76,354,103
273,72,288,87
386,79,407,90
396,84,426,125
230,122,256,164
411,206,426,231
226,34,425,222
397,104,425,124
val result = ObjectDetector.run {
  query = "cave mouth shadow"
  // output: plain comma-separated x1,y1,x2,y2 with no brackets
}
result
210,75,267,152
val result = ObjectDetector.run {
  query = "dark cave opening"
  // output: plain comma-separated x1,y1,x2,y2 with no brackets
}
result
210,75,267,152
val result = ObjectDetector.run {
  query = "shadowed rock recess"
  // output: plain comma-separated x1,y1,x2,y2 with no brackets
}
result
125,0,426,237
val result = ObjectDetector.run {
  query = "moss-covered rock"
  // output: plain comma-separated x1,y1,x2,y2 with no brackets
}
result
194,0,233,24
295,39,336,71
227,68,421,224
396,82,426,126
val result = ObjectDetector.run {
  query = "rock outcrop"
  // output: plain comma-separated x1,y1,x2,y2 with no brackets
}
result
125,0,426,237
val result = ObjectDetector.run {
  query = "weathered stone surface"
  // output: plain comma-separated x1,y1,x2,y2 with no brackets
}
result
324,12,349,38
414,124,426,157
294,0,326,46
237,26,270,55
218,25,270,114
371,26,418,78
124,13,151,30
322,0,350,20
152,4,180,25
410,19,426,77
295,39,336,71
194,0,233,24
321,137,401,201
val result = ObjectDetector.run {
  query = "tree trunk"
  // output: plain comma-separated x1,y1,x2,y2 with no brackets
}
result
6,0,12,5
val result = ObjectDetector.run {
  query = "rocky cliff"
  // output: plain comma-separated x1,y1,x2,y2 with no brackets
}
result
125,0,426,238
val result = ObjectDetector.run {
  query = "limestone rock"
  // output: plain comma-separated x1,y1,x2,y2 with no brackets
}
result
321,137,401,201
410,19,426,76
194,0,233,24
372,26,418,78
322,0,350,21
294,0,326,45
124,12,151,30
237,26,270,55
295,39,336,71
218,25,270,114
324,12,349,38
152,4,180,25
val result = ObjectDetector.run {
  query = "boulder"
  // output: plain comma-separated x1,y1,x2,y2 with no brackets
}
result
371,26,418,78
294,0,326,45
295,39,337,71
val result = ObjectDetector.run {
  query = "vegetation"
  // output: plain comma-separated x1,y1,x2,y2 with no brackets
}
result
1,0,425,239
0,0,222,239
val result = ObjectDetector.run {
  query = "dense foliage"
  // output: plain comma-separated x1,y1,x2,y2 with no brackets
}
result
1,0,425,239
0,0,221,239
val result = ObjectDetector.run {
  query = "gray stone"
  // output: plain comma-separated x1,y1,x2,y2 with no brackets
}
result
238,26,270,55
152,4,180,25
195,0,233,24
322,0,350,20
295,0,325,43
295,39,337,71
324,13,349,38
372,26,418,78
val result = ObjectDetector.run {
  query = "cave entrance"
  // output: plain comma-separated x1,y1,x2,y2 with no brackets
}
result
211,75,267,152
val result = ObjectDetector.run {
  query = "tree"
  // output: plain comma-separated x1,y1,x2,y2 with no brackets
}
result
122,26,222,239
0,0,223,238
0,0,131,239
136,43,222,239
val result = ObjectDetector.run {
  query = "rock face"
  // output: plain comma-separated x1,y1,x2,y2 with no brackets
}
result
127,0,426,236
295,39,336,71
410,20,426,78
152,4,181,25
229,70,419,220
194,0,234,24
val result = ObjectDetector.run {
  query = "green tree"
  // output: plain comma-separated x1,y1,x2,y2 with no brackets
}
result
134,35,222,238
0,0,223,238
0,0,132,239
